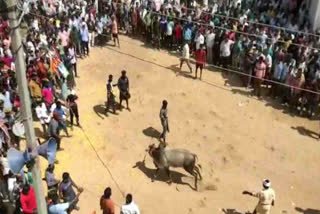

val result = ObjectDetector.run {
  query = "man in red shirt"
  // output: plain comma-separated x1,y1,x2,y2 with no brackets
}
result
195,45,206,80
100,187,115,214
175,21,182,51
20,184,37,214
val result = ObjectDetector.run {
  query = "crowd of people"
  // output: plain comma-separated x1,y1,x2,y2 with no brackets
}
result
116,0,320,118
0,0,140,211
0,0,317,213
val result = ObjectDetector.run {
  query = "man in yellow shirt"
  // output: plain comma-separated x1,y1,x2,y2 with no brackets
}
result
243,179,276,214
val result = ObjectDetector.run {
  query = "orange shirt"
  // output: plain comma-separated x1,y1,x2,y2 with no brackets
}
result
100,197,115,214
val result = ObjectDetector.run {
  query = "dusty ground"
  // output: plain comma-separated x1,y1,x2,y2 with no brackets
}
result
37,35,320,214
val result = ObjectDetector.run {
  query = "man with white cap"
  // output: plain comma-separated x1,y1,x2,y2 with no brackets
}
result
242,179,275,214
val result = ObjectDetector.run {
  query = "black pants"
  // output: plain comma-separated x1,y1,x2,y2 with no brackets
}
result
221,56,230,68
72,63,77,77
166,35,173,49
70,106,79,126
81,41,89,55
55,137,61,150
106,94,116,113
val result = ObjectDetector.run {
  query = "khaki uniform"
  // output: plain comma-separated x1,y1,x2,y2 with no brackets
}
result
253,188,276,214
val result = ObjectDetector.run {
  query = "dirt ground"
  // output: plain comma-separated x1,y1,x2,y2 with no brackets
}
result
38,35,320,214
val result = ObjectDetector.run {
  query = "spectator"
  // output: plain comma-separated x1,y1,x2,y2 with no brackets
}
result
59,172,83,212
180,42,192,73
66,90,80,127
120,193,140,214
220,36,235,69
80,24,89,56
100,187,115,214
194,45,206,79
20,184,37,214
48,191,82,214
254,56,267,98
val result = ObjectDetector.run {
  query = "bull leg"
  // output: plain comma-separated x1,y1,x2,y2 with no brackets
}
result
184,166,199,191
194,166,202,181
194,172,198,191
165,168,172,185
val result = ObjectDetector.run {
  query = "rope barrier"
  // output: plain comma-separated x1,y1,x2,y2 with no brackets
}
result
80,125,126,198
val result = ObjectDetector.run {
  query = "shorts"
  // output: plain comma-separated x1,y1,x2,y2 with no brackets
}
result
180,58,189,62
120,91,130,100
196,63,203,70
112,33,118,38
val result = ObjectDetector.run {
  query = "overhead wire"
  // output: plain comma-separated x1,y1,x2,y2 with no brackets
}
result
21,9,320,95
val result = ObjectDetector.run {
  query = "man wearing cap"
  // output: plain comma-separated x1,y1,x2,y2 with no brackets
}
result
243,179,276,214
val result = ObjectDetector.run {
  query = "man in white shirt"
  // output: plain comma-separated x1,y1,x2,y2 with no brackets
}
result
35,101,51,133
206,28,215,63
243,179,276,214
48,191,81,214
120,194,140,214
220,36,234,69
166,19,174,49
179,42,192,73
195,30,204,50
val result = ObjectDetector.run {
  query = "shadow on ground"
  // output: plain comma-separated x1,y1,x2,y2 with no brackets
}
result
142,127,161,138
133,161,195,190
34,127,44,139
93,104,106,119
291,126,318,140
296,207,320,214
222,208,245,214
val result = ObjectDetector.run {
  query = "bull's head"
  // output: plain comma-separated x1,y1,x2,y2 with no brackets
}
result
146,143,156,157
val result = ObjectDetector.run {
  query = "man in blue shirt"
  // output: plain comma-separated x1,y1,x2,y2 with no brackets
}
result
183,26,192,44
80,24,89,56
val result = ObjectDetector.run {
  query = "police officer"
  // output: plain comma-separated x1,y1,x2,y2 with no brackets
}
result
243,179,276,214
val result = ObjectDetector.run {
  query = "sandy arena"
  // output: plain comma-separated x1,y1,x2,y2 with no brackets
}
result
36,35,320,214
